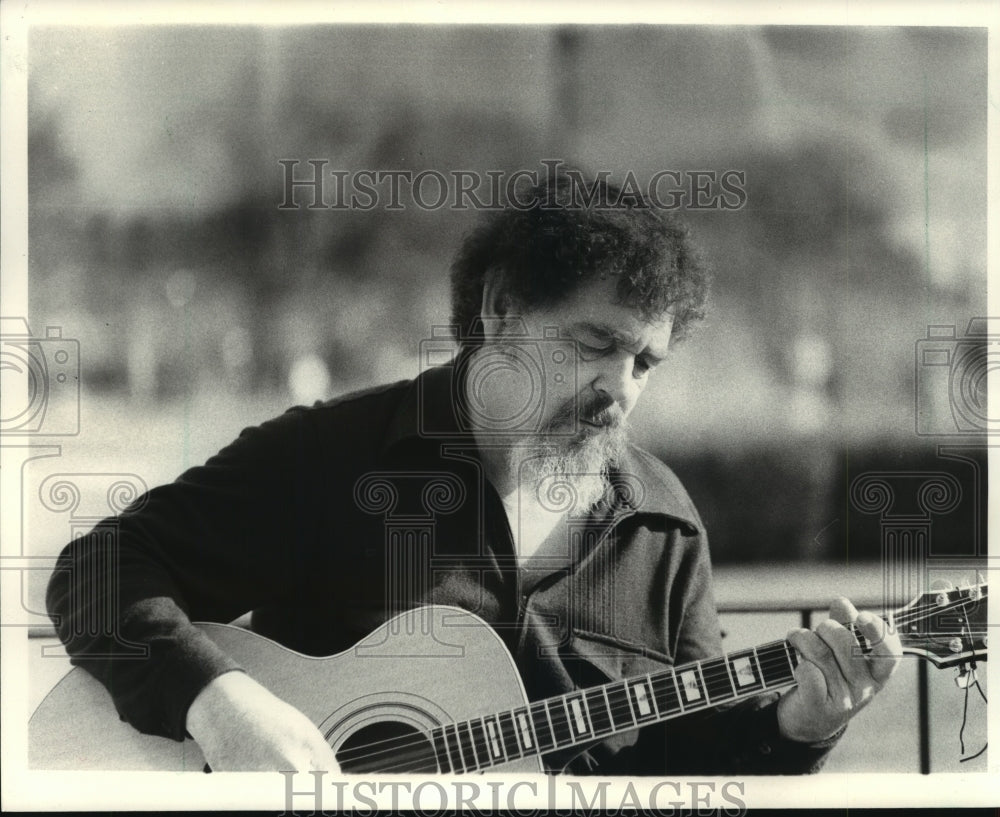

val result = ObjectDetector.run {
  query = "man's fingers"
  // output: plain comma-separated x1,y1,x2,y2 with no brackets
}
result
855,610,902,684
779,599,902,743
814,618,875,693
828,596,859,626
826,598,902,685
786,627,853,709
790,652,828,701
824,598,870,691
787,627,832,667
300,726,339,772
314,745,340,773
308,753,339,772
813,601,902,696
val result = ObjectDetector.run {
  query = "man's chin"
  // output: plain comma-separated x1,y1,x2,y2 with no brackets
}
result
570,421,608,443
528,428,616,465
507,424,629,514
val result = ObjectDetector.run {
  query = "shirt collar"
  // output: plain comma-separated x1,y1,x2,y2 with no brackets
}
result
380,357,701,535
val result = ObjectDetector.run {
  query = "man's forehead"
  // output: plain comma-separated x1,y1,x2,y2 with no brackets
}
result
567,273,671,322
526,273,674,350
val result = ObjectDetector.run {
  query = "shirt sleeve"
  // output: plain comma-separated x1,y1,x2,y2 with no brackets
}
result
45,407,323,741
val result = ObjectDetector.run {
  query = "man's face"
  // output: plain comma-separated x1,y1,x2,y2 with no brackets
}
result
468,273,673,495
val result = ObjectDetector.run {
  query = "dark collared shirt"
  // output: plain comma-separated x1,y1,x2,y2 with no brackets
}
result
47,363,841,774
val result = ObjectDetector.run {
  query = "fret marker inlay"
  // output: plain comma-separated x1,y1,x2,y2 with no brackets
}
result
570,698,587,734
680,670,702,701
733,657,756,687
632,683,652,716
517,713,533,748
486,720,502,757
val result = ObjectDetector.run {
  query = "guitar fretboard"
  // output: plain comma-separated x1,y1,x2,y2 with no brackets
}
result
428,636,808,773
413,584,989,772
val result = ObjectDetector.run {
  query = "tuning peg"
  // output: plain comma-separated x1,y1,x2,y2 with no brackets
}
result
962,581,983,602
955,666,978,689
955,576,985,601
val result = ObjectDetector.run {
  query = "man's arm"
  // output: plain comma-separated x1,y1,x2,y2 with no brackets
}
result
45,408,340,769
186,670,339,771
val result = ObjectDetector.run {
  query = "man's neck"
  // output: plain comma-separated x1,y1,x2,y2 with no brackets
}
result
475,440,568,564
500,482,570,564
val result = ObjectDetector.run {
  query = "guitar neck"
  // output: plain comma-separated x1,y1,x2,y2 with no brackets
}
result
429,636,804,773
429,579,990,772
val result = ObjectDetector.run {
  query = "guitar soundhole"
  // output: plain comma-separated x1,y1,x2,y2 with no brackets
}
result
335,721,439,774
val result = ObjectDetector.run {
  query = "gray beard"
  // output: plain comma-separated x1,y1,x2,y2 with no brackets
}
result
505,420,630,516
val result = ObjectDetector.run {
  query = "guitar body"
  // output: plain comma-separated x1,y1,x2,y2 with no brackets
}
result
29,606,543,772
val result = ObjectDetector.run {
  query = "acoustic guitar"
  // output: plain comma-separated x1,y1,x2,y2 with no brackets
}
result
29,584,987,772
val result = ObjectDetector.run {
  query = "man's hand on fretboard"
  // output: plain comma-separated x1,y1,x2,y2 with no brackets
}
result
776,597,902,744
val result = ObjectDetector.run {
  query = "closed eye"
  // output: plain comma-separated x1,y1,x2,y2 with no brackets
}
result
576,341,613,360
633,355,661,377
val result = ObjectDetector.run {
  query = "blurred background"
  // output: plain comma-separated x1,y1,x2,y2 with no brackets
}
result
25,25,987,561
18,24,989,774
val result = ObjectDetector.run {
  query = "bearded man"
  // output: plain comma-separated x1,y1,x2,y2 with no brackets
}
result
47,172,900,775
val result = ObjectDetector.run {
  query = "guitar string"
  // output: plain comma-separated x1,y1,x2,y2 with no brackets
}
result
336,651,802,772
339,635,987,772
335,615,989,774
343,627,979,776
335,594,986,772
956,595,989,764
336,588,984,764
335,646,851,773
334,645,798,766
870,591,986,632
335,586,989,769
957,661,988,762
335,595,987,772
341,635,969,775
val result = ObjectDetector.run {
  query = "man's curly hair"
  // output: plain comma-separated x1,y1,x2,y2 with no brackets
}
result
449,171,710,346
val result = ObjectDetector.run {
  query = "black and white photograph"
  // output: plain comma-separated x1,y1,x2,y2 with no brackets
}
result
1,1,995,811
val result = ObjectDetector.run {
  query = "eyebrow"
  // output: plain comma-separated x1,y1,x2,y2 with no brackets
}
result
571,321,667,363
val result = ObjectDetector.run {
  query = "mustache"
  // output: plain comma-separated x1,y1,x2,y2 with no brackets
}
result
582,395,621,427
544,393,624,432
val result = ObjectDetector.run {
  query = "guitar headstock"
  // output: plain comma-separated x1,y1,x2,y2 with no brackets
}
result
891,583,987,669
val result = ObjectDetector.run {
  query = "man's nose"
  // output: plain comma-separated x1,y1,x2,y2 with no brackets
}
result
591,354,636,408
